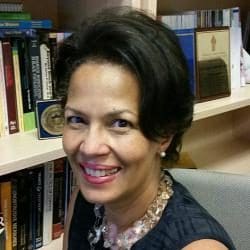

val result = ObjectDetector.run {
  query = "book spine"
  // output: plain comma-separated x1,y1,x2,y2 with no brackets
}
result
28,36,43,100
34,167,43,249
28,166,44,249
0,12,31,20
0,28,36,37
0,181,12,250
48,32,58,97
40,39,53,99
2,39,19,134
27,171,33,250
16,171,29,250
0,210,5,250
12,40,24,132
11,177,18,250
175,29,196,95
42,161,54,246
16,37,35,131
52,158,65,240
63,160,71,226
0,2,23,12
0,40,9,136
0,19,52,29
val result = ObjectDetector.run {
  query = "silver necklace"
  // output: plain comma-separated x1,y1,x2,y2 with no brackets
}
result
87,172,173,249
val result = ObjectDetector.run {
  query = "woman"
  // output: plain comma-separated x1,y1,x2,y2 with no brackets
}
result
55,7,235,250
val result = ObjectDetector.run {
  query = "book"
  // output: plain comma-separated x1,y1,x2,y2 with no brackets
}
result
0,19,52,29
230,26,242,89
27,35,43,101
159,6,239,30
0,40,9,136
52,158,65,240
0,181,12,250
0,2,23,12
26,164,43,249
28,166,44,249
0,210,5,250
229,7,242,89
12,39,25,132
15,36,36,131
243,11,250,54
0,28,36,38
15,171,29,250
158,11,197,30
42,161,54,246
48,32,58,97
2,38,19,134
39,32,53,99
175,28,196,95
11,176,17,250
0,11,31,20
63,160,72,226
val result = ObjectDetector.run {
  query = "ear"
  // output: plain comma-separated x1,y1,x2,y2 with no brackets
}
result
158,135,173,153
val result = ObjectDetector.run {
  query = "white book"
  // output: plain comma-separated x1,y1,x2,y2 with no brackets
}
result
222,8,231,27
230,26,242,89
0,40,9,136
12,45,24,132
40,43,53,99
43,161,54,246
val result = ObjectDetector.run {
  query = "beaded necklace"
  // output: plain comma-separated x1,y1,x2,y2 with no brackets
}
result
87,172,173,250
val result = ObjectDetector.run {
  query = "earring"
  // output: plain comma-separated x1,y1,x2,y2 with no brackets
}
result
160,151,166,158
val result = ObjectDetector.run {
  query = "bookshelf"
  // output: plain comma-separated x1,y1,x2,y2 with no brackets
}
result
0,0,250,249
194,85,250,120
0,130,64,176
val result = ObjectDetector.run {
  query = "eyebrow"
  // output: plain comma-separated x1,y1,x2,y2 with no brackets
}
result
64,106,138,117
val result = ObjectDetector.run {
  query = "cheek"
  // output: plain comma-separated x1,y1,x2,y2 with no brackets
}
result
62,128,80,156
116,135,156,164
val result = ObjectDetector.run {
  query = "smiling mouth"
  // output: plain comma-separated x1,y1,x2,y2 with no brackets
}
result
84,167,120,177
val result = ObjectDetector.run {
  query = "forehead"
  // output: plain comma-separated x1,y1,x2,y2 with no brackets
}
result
69,61,138,94
67,62,140,112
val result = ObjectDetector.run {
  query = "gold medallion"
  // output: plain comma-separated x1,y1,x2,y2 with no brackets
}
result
41,104,64,135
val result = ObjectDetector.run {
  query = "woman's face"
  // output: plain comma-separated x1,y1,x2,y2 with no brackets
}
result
63,62,169,207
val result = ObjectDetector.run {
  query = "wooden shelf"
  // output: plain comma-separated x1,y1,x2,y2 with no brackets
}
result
187,136,250,175
194,85,250,121
0,130,65,176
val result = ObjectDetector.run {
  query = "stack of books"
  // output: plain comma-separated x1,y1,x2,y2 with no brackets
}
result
0,2,71,137
0,157,76,249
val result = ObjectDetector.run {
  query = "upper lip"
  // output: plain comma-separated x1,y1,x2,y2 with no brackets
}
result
80,162,120,170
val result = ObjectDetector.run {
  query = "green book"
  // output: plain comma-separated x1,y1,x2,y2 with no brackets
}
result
24,112,36,131
0,11,31,20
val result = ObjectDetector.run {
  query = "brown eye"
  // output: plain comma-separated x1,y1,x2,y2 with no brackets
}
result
112,119,131,128
66,116,86,124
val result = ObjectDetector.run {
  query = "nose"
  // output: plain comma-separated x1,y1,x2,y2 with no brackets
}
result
79,126,110,157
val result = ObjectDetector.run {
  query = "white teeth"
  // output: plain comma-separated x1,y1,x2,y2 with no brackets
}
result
85,167,119,177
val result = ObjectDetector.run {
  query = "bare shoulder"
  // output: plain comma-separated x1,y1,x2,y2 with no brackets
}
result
63,186,80,250
182,239,228,250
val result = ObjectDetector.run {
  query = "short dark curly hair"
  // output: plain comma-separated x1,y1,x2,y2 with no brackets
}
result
55,6,194,164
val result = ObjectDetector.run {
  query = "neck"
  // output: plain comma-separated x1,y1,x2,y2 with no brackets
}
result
88,170,174,249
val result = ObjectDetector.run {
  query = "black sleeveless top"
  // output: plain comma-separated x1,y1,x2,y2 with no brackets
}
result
68,172,236,250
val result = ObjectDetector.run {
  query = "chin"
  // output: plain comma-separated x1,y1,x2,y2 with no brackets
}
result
78,185,110,205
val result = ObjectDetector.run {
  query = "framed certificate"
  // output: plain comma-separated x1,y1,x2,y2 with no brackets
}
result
195,27,231,102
